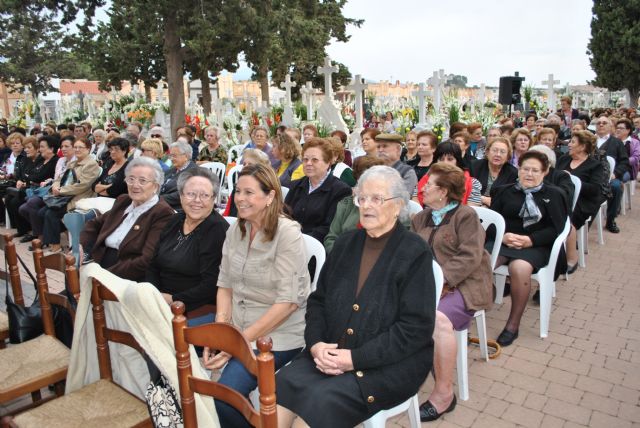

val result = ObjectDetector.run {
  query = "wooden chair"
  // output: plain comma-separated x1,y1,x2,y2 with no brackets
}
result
32,239,80,315
0,234,25,349
1,277,152,427
0,238,75,413
171,301,277,428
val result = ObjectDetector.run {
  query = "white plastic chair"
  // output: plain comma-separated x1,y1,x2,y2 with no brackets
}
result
281,186,289,200
200,161,226,204
493,217,571,338
408,200,422,216
227,144,245,165
362,260,443,428
226,164,242,196
302,234,325,292
623,180,633,213
568,174,587,269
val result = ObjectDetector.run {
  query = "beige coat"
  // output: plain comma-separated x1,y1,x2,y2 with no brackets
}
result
55,155,101,211
411,204,493,311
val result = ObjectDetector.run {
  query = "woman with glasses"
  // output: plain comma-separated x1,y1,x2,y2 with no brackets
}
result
140,138,170,172
276,165,435,427
91,137,130,198
80,157,174,281
147,167,228,310
469,137,518,207
159,141,196,211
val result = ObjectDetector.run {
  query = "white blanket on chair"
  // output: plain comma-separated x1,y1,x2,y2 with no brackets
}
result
66,263,219,427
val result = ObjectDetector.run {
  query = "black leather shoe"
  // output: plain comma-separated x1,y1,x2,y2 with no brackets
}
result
420,395,456,422
606,221,620,233
497,329,519,347
19,233,35,243
567,263,578,275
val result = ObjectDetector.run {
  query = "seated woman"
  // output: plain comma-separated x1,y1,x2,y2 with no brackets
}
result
330,130,353,167
536,127,563,160
411,162,493,421
80,157,175,282
38,137,101,253
284,138,352,241
272,132,303,188
276,165,436,427
197,126,228,165
556,130,604,271
324,155,385,253
92,137,130,199
402,130,418,164
615,118,640,181
359,128,380,157
0,132,26,225
302,124,318,144
413,130,437,181
467,122,486,159
244,126,276,166
10,135,58,242
203,163,311,428
222,149,271,217
140,138,169,172
451,131,474,169
91,128,109,164
470,136,518,207
416,142,482,207
5,136,40,235
147,167,228,311
490,151,567,346
509,128,533,167
327,136,356,187
160,141,197,211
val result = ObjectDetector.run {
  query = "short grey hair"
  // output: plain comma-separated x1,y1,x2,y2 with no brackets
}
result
203,126,223,140
355,165,409,220
93,129,106,139
529,144,556,168
125,156,165,192
176,166,220,198
170,141,193,159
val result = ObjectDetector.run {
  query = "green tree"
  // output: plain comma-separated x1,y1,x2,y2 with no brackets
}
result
447,74,468,88
587,0,640,107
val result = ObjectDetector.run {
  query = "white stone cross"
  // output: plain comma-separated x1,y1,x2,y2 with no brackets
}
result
428,69,449,113
478,83,486,107
348,75,368,130
300,81,316,120
280,74,297,126
317,57,339,100
280,74,297,105
412,82,431,127
542,73,560,111
256,101,270,117
155,87,165,103
212,98,224,127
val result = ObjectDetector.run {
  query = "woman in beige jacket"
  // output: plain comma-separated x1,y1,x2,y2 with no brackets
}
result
411,162,493,422
41,137,101,253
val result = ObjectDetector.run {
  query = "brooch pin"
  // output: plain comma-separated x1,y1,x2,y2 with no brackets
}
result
133,225,140,230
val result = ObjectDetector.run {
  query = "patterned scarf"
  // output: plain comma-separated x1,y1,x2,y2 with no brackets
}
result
431,201,459,226
515,182,543,228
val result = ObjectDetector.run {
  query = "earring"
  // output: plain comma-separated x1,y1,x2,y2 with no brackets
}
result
439,197,442,202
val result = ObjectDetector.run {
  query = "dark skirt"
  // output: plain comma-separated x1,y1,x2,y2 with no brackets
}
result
572,206,598,229
276,352,371,428
487,241,550,272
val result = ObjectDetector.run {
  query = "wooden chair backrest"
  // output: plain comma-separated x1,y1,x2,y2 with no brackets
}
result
32,240,80,335
91,277,146,381
3,234,25,306
170,301,277,428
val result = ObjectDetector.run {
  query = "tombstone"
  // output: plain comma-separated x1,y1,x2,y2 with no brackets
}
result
346,75,368,148
279,74,297,127
86,94,96,118
427,69,449,113
300,81,316,121
316,56,348,133
256,101,271,127
212,98,224,128
411,82,431,129
542,73,560,111
131,84,141,101
477,83,486,108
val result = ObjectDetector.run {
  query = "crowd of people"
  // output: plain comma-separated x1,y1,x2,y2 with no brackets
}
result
0,96,638,426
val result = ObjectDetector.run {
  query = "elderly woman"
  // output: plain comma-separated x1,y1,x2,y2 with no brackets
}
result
330,130,353,167
197,126,227,165
141,138,170,172
55,135,77,179
416,142,482,207
8,136,58,240
556,131,605,271
509,128,533,167
80,157,175,281
490,151,567,346
327,137,356,187
147,167,228,310
451,131,474,169
159,141,196,210
91,128,108,163
615,118,640,180
470,137,518,207
276,165,436,427
203,164,310,427
302,124,318,144
467,122,486,159
272,132,303,187
92,137,130,198
39,137,101,253
359,128,380,157
285,138,352,241
176,126,199,162
535,127,563,160
244,126,276,166
402,130,418,164
412,162,493,421
413,130,437,181
324,156,385,253
0,132,25,224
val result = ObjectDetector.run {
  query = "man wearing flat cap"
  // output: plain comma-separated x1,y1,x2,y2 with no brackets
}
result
376,133,418,194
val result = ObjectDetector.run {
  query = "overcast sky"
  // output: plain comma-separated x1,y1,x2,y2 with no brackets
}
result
234,0,596,89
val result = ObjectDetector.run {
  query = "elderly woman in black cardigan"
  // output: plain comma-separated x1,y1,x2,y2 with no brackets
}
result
470,137,518,207
276,165,436,427
284,138,351,241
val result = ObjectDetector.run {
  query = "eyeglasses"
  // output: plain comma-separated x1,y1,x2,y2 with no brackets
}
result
354,194,399,207
125,176,154,186
182,191,214,201
150,134,162,138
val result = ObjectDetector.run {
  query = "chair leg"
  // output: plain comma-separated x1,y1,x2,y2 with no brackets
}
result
539,277,553,338
595,205,605,245
474,311,489,361
621,185,627,215
577,225,586,268
5,207,11,229
455,328,469,401
493,274,506,304
407,395,421,428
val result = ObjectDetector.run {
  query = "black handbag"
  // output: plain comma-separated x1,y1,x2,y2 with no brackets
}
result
144,354,183,427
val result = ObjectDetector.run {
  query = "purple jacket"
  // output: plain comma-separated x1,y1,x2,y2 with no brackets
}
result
625,137,640,179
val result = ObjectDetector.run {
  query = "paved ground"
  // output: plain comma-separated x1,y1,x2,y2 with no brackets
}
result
1,193,639,426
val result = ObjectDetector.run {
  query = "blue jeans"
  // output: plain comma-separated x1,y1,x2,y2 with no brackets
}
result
216,347,302,428
607,172,630,222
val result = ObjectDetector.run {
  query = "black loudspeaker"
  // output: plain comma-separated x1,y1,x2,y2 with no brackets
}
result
499,77,514,105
